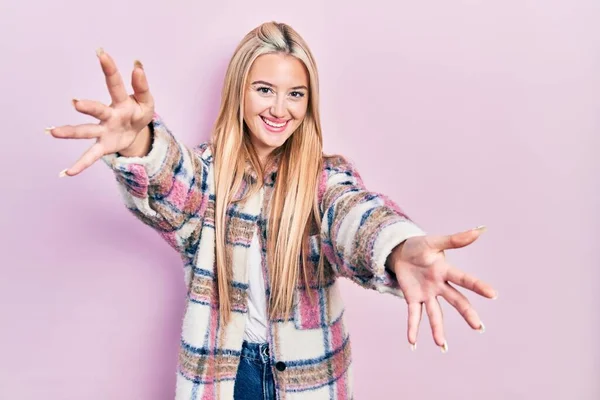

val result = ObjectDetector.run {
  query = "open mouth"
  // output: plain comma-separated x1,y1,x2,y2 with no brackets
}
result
261,116,289,132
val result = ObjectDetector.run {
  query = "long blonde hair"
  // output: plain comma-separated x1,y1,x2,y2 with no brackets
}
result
211,22,324,325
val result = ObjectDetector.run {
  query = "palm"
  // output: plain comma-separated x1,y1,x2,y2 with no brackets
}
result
395,242,447,300
98,95,148,154
389,226,497,352
48,49,154,175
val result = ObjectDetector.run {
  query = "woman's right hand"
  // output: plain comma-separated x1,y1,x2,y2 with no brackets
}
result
48,48,155,177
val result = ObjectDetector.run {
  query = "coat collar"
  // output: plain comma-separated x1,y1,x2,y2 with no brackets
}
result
243,153,282,186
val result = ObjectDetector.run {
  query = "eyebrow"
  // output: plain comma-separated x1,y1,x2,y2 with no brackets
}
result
251,80,308,91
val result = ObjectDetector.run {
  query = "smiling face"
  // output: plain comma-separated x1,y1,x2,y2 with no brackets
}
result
243,52,309,162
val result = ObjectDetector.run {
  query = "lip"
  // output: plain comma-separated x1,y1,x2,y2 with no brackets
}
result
260,116,289,133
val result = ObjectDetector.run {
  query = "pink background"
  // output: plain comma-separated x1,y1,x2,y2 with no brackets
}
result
1,0,598,399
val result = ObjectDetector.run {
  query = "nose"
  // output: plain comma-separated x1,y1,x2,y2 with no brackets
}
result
270,96,287,119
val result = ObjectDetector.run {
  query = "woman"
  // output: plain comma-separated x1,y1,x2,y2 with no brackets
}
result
48,21,496,400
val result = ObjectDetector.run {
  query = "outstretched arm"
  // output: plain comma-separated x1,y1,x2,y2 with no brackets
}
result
319,155,425,293
48,49,210,263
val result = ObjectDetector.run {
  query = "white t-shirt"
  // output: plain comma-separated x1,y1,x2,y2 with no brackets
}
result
243,227,268,343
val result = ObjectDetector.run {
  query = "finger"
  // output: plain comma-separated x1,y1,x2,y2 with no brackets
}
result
131,60,153,106
96,48,129,104
446,266,497,299
61,142,105,177
428,225,487,251
407,302,422,349
50,124,104,140
425,298,447,352
441,282,484,331
72,99,111,121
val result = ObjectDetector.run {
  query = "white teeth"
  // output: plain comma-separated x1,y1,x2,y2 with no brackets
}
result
262,117,286,128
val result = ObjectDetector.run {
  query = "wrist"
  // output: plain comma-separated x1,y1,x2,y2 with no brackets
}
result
385,241,405,272
118,123,153,158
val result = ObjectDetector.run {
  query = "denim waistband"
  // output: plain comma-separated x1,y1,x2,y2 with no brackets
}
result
241,340,270,363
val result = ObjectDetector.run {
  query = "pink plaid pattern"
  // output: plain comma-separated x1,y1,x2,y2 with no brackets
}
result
103,116,426,399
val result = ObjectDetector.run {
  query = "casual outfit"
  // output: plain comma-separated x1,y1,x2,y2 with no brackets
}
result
102,115,426,399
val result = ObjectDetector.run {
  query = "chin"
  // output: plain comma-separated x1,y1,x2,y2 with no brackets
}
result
247,118,299,154
260,134,289,149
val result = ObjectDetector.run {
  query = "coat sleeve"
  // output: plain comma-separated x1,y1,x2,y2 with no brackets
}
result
319,155,426,297
102,115,212,262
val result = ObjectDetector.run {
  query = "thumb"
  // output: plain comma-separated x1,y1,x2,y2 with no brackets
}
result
429,225,487,250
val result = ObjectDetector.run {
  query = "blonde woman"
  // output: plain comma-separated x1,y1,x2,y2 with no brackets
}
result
49,22,497,400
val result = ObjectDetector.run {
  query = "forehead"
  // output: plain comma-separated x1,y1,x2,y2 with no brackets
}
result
248,53,308,87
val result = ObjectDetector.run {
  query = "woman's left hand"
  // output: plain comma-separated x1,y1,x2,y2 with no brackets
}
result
387,226,497,352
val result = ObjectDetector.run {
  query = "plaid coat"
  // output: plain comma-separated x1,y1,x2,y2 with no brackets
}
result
102,116,426,399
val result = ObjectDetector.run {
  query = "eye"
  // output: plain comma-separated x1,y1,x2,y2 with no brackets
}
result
290,91,305,98
256,86,273,94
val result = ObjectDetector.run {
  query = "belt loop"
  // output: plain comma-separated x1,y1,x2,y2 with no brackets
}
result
260,344,270,362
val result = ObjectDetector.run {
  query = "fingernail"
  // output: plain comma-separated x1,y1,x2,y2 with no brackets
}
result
410,342,417,351
59,169,70,178
45,126,55,135
478,322,486,334
473,225,487,233
440,341,448,353
72,98,80,107
134,59,144,69
96,47,104,57
492,291,499,300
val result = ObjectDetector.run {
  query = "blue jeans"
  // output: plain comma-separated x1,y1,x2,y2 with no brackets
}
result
233,341,277,400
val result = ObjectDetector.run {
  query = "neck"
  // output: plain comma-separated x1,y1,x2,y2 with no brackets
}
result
258,153,268,167
256,148,275,168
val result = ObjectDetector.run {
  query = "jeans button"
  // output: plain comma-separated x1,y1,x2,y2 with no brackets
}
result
275,361,286,371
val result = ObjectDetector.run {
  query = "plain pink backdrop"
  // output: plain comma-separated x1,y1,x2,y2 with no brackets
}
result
1,0,598,399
